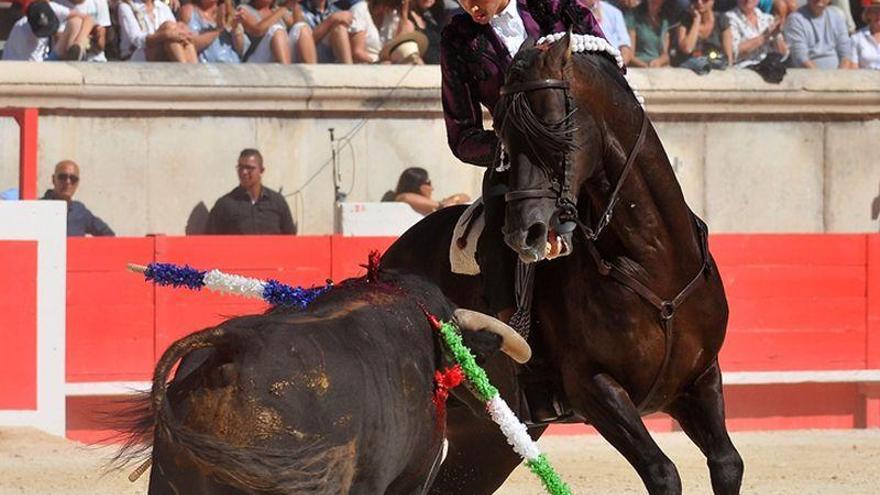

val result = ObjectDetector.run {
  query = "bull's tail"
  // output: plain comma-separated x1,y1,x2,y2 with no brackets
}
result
151,325,357,494
107,324,232,472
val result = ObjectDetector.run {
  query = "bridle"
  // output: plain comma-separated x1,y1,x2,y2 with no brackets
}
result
498,77,649,240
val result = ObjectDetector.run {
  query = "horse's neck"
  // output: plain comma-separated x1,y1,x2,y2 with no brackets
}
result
590,123,702,286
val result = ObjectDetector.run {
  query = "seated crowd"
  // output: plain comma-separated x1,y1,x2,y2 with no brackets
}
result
1,0,878,69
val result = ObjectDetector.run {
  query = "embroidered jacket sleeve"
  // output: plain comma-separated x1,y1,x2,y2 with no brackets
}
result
440,27,498,167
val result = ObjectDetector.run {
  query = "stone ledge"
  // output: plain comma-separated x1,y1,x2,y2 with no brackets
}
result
0,62,878,117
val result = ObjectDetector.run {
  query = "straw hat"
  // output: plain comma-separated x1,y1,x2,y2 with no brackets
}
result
380,31,429,64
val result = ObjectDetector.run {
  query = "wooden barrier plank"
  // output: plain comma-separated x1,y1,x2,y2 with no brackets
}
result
710,234,866,267
720,265,866,299
0,241,38,409
726,297,865,333
719,328,866,371
66,237,155,382
153,236,333,356
868,235,880,369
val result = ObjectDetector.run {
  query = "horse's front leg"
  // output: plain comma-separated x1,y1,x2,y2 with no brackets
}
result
666,360,743,495
572,372,682,495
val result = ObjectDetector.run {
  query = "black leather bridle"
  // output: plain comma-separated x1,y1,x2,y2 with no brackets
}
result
498,77,649,239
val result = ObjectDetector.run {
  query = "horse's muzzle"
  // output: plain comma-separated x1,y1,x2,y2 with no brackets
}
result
504,222,573,264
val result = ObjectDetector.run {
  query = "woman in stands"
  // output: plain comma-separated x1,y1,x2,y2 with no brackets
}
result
383,167,470,215
237,0,317,63
118,0,198,62
179,0,250,63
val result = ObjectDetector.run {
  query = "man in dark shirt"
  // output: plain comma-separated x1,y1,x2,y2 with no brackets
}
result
206,149,298,235
40,160,115,237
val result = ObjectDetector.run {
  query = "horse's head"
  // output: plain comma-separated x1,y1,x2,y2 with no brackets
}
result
495,33,583,264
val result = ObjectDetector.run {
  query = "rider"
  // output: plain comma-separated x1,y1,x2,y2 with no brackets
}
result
441,0,607,422
441,0,605,325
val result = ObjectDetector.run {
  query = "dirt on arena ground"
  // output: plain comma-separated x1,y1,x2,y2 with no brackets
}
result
0,427,878,494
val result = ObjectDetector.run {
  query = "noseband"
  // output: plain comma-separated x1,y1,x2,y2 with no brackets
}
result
498,77,649,239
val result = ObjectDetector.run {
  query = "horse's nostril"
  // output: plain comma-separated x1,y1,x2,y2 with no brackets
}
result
525,223,546,248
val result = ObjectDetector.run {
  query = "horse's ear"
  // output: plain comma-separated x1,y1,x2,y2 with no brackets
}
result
547,30,573,71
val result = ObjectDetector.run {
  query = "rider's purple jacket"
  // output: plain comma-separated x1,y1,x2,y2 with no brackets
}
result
440,0,606,167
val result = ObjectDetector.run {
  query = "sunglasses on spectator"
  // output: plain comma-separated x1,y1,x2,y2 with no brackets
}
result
55,173,79,184
423,180,432,186
237,164,259,172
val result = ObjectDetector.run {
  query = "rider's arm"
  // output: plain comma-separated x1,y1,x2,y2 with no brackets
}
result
439,33,498,167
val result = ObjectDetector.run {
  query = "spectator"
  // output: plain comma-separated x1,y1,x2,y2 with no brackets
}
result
408,0,443,63
586,0,635,65
302,0,354,63
350,0,426,63
381,167,470,216
41,159,115,237
2,0,95,61
117,0,198,62
206,149,297,235
179,0,250,63
674,0,733,73
726,0,788,67
237,0,317,63
349,0,392,62
851,0,880,68
784,0,855,68
56,0,111,61
0,188,19,200
626,0,671,67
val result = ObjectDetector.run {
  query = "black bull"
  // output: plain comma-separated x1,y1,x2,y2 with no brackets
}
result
118,272,529,495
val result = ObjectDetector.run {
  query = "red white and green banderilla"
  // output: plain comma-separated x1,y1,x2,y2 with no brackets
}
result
426,313,573,495
129,261,573,495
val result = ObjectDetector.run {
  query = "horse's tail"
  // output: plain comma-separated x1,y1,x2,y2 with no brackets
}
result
116,324,358,494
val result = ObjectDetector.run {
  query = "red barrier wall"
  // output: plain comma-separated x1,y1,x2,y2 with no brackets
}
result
50,233,880,439
0,241,38,410
711,234,869,372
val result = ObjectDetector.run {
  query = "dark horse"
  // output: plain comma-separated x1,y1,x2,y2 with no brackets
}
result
381,33,743,494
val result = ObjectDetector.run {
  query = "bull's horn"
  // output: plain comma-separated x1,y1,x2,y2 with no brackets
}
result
453,309,532,364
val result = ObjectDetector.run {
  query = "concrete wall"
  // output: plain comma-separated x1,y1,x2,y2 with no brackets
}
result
1,63,878,235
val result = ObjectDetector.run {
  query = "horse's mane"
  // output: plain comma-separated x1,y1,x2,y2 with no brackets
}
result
495,44,635,178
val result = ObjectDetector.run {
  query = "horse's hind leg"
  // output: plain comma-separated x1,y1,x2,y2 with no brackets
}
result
666,360,743,495
574,373,682,495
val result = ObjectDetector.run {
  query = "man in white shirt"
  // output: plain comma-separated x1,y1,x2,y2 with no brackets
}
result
585,0,634,64
2,0,94,61
56,0,112,61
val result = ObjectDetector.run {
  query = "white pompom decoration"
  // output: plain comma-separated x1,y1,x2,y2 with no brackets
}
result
532,32,645,109
487,396,543,461
203,269,266,299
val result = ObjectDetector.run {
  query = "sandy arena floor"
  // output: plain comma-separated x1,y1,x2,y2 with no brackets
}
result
1,427,878,494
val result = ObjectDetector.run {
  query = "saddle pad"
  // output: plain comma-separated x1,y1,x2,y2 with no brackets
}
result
450,198,484,275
